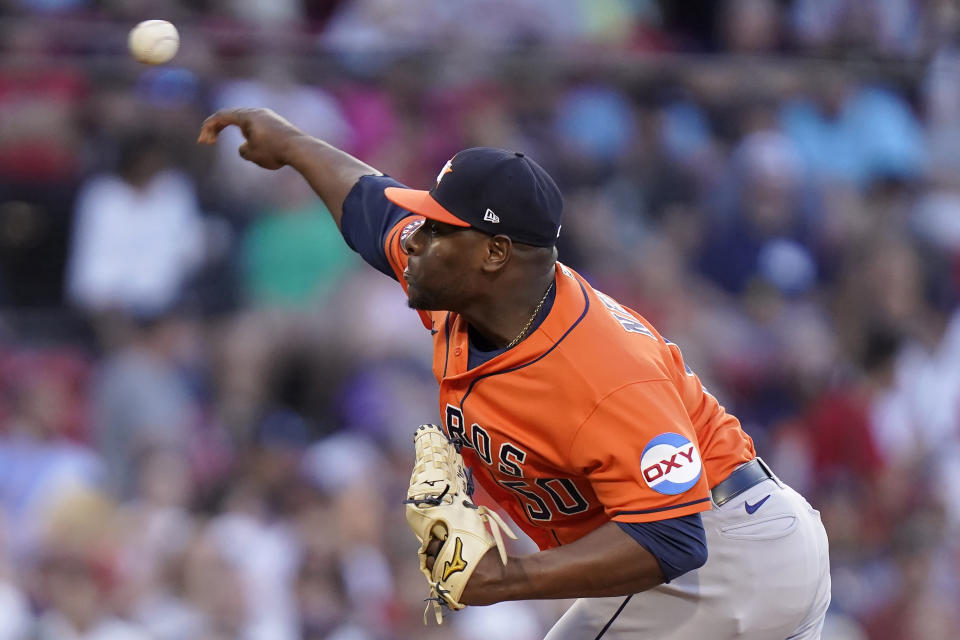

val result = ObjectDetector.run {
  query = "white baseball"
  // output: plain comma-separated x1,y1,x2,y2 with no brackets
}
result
128,20,179,65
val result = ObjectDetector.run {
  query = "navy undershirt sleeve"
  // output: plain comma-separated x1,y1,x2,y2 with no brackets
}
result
617,513,707,583
340,174,415,279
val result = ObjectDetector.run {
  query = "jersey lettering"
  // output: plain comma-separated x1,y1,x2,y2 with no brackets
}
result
596,291,657,339
472,424,492,464
498,443,526,477
445,404,471,450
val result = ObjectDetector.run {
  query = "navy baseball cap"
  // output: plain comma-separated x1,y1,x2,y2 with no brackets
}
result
384,147,563,247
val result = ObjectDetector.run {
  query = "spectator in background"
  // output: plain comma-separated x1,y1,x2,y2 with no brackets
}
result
698,127,814,295
803,326,893,492
780,73,926,187
90,312,203,499
553,82,638,177
914,47,960,256
202,410,314,640
131,524,250,640
0,360,102,559
115,447,196,630
241,170,357,310
300,430,395,631
0,21,86,184
67,130,205,334
295,549,372,640
30,488,150,640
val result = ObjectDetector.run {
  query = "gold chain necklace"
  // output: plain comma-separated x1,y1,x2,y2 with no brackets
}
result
505,280,554,349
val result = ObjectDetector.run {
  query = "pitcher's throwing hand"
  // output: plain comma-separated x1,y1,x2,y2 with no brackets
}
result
198,108,304,170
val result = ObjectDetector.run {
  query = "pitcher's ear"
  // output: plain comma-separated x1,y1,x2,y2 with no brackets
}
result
482,235,512,273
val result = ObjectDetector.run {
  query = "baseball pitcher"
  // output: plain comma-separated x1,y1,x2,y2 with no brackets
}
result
199,108,831,639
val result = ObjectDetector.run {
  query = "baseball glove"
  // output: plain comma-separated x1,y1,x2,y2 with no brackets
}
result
405,424,517,624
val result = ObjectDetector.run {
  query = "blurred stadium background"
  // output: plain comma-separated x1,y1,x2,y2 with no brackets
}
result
1,0,959,638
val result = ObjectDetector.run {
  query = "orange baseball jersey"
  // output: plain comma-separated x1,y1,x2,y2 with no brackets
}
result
384,215,755,550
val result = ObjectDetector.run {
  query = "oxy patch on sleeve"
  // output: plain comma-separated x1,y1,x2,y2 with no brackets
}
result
641,432,702,495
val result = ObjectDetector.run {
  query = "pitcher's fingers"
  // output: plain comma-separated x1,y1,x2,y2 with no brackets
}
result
238,141,251,161
425,538,442,572
197,109,246,144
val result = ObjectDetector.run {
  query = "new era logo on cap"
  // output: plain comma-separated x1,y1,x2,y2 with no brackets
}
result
383,147,564,247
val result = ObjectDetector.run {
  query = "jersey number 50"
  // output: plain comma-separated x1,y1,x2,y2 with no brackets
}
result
501,478,590,522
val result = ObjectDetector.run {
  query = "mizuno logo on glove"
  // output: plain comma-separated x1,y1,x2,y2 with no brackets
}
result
442,537,468,581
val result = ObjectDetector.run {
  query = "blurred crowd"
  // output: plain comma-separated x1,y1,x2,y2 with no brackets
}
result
3,0,960,639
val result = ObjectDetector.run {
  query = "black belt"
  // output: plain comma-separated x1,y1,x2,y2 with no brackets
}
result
711,458,775,506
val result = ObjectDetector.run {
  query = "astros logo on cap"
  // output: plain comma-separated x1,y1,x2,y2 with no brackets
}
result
435,158,453,185
640,432,702,495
